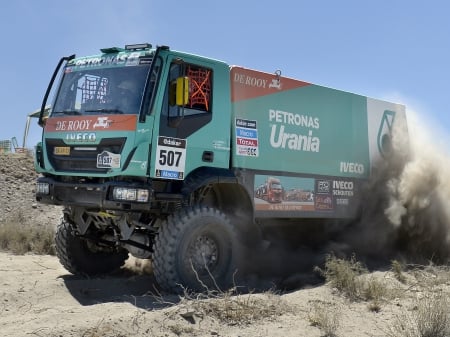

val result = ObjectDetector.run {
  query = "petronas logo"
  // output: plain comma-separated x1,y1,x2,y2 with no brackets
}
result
377,110,396,157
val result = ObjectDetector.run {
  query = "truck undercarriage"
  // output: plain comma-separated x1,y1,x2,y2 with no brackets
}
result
39,169,256,293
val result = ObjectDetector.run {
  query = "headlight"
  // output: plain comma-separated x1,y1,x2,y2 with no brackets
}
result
136,189,150,202
36,182,50,195
113,187,149,202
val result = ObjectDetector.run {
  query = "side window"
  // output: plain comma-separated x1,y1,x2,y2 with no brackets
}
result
168,63,212,117
185,64,212,113
161,61,213,139
167,63,182,119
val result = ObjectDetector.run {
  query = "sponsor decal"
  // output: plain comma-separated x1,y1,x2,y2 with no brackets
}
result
377,110,396,157
269,109,321,153
69,51,148,69
315,195,333,210
315,179,333,211
139,57,153,65
336,198,349,205
93,117,112,129
253,174,357,213
234,72,270,89
254,175,315,211
45,115,137,132
230,67,310,102
212,140,229,151
236,118,259,157
130,160,148,171
155,136,187,180
269,71,282,90
333,180,354,197
317,180,331,194
339,162,365,175
65,132,96,143
97,151,121,169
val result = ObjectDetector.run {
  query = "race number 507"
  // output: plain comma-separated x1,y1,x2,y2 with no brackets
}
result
155,136,187,180
158,149,182,167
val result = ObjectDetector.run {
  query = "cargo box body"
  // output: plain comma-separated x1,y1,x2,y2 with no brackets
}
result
230,66,406,219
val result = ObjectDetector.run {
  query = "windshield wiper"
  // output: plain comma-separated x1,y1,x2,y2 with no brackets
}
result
84,108,124,114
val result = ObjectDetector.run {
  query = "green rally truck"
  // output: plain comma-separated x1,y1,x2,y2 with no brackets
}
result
35,43,406,292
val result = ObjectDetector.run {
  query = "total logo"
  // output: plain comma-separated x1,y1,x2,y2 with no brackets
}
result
93,117,112,129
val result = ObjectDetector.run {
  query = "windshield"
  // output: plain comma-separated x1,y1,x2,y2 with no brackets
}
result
52,63,151,116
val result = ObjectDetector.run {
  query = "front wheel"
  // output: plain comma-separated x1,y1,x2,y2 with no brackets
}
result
152,207,241,293
55,220,128,276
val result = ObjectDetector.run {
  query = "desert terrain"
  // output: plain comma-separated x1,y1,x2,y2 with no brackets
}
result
0,135,449,337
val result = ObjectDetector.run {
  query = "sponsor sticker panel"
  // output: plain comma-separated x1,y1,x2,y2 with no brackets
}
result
254,174,358,215
235,118,259,157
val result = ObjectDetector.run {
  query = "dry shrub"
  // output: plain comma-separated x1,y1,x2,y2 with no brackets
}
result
387,293,450,337
0,213,55,255
315,254,366,300
169,288,289,326
361,275,389,312
391,259,407,283
308,300,340,337
316,254,389,304
201,291,286,325
411,264,450,289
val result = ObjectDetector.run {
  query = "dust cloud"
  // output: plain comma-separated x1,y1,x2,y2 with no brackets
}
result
339,108,450,265
247,109,450,290
379,110,449,261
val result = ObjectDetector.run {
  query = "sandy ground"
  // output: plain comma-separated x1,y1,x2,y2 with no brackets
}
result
1,131,450,337
2,252,448,337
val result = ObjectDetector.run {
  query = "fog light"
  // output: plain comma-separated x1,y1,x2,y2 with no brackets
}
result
136,189,149,202
36,182,49,195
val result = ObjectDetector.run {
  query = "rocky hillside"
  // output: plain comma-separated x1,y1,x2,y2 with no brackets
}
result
0,153,62,228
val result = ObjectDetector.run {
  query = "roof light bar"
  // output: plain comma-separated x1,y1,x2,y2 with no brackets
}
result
125,43,152,51
100,47,124,53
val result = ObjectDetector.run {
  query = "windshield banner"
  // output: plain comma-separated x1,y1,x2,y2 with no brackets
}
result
44,115,137,132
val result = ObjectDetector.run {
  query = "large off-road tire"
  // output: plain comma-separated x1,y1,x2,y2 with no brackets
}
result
152,206,241,293
55,220,128,276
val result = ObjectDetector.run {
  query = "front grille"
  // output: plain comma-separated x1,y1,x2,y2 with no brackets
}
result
46,138,126,173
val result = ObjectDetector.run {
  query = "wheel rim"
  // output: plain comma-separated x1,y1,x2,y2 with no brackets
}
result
186,234,219,275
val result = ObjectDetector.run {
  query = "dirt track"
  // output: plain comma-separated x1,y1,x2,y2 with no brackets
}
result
1,147,450,336
5,251,445,337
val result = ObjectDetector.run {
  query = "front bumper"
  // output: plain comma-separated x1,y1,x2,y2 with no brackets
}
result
35,176,154,211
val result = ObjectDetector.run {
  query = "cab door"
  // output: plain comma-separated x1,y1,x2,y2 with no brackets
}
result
151,55,231,180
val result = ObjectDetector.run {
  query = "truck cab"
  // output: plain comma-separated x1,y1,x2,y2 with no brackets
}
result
36,44,234,211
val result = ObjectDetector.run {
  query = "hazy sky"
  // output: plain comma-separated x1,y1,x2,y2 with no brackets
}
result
1,0,449,149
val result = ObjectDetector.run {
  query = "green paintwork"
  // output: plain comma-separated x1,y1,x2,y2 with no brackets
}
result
232,85,371,178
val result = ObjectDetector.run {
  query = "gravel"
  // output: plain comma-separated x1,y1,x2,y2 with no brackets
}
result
0,153,62,228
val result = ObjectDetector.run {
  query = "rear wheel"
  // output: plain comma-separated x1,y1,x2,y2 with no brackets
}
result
152,206,241,293
55,220,128,276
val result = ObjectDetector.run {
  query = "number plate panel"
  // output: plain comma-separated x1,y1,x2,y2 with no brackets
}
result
54,146,70,155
